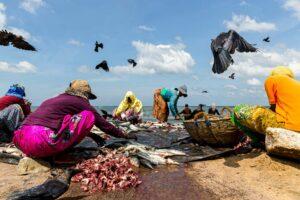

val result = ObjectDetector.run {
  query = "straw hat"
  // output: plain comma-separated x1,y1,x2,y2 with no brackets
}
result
66,80,97,100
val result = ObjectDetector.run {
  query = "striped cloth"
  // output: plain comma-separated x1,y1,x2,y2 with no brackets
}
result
0,104,24,142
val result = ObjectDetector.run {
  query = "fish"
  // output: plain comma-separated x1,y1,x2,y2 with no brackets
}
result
0,152,21,165
139,158,154,169
120,141,185,166
129,156,140,168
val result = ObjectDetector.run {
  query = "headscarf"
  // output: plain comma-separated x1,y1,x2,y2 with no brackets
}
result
211,103,216,110
270,66,294,79
6,84,26,99
115,91,143,116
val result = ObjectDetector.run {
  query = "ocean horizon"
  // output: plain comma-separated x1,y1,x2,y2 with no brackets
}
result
32,105,234,122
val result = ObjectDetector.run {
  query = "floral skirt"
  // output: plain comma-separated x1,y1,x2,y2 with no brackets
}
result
13,110,95,158
232,104,284,142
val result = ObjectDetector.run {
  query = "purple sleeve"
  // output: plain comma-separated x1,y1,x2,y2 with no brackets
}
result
90,107,126,138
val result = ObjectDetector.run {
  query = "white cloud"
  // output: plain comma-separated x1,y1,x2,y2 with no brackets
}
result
224,14,276,32
68,39,84,46
247,78,261,86
138,25,155,32
0,2,5,11
0,61,37,73
224,84,238,90
240,0,248,6
20,0,44,14
111,40,195,75
0,3,31,39
192,75,199,80
0,2,6,29
283,0,300,20
77,65,90,73
227,47,300,78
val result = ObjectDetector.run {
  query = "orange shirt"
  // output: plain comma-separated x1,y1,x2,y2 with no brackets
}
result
265,75,300,131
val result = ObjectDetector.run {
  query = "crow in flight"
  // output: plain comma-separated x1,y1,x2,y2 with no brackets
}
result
0,30,36,51
211,30,257,74
95,60,109,72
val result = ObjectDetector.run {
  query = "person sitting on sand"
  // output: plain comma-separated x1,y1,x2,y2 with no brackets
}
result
232,66,300,144
208,103,220,115
180,104,192,120
0,84,31,142
13,80,136,158
113,91,143,124
153,85,188,122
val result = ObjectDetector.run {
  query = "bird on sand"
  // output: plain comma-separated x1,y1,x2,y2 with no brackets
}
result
229,73,235,79
0,30,36,51
8,169,81,200
263,37,270,43
95,60,109,72
101,109,113,119
211,30,257,74
94,41,104,52
127,59,137,67
202,90,208,93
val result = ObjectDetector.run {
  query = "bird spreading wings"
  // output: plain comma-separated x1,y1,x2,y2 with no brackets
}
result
211,30,257,74
127,59,137,67
95,60,109,72
263,36,270,43
94,41,104,52
0,30,36,51
229,73,235,79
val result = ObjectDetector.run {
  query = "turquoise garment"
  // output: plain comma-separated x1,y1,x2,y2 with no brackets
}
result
160,88,179,116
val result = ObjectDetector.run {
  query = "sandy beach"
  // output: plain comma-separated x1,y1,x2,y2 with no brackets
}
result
1,150,299,200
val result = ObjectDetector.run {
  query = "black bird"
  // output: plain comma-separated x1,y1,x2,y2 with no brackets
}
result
127,59,137,67
263,36,270,43
95,60,109,72
211,30,257,74
101,109,113,119
229,73,235,79
0,30,36,51
94,41,104,52
8,169,81,200
202,90,208,93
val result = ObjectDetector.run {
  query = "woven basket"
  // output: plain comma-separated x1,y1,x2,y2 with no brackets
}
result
183,107,239,146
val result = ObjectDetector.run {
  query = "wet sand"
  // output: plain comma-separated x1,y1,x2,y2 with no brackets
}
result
0,151,299,200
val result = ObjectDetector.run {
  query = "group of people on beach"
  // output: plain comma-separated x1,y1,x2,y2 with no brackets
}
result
0,66,299,158
179,103,220,120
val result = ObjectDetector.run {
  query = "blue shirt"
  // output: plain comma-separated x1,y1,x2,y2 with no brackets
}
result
160,88,179,116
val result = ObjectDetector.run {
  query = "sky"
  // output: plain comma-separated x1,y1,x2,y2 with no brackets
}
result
1,0,300,106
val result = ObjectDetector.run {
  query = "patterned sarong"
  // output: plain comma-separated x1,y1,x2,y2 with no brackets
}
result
152,89,169,122
13,110,95,158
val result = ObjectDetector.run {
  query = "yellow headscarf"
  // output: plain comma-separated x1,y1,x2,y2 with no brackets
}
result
270,66,294,79
115,91,143,116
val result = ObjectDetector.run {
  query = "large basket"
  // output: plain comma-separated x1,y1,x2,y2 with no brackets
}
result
183,107,239,146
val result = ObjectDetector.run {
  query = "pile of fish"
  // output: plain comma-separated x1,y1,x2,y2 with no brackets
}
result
72,149,142,192
117,141,186,169
108,121,185,134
